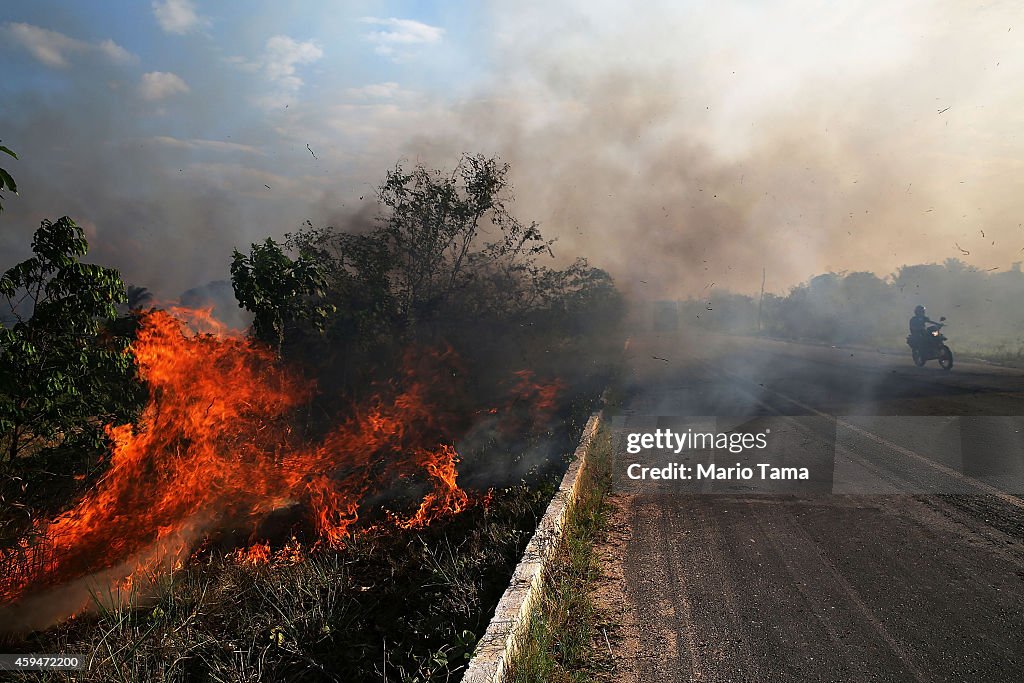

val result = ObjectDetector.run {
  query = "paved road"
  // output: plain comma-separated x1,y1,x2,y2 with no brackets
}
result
595,331,1024,682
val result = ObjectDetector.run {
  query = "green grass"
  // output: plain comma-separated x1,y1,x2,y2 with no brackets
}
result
506,428,615,683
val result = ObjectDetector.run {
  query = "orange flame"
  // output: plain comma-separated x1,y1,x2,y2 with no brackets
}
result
502,370,565,434
392,444,468,529
0,308,562,623
234,540,271,566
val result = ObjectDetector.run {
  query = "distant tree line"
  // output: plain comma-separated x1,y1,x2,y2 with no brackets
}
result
681,260,1024,359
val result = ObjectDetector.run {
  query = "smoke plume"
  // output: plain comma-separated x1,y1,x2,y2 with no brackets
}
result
2,1,1023,303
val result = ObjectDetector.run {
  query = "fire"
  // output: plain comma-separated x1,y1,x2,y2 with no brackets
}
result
502,370,565,435
392,444,468,529
0,308,561,622
235,540,271,566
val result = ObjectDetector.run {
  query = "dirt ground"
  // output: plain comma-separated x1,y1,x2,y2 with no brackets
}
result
591,491,644,682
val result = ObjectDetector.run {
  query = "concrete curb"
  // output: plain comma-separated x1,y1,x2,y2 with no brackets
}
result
462,412,603,683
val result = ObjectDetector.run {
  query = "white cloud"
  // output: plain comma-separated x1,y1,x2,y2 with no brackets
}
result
152,0,206,34
149,136,263,155
360,17,443,58
139,71,190,101
3,22,136,68
7,23,81,68
98,39,135,64
345,82,402,99
224,55,259,72
223,36,323,108
263,35,323,90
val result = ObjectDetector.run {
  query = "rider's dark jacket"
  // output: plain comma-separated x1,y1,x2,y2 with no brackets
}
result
908,313,932,341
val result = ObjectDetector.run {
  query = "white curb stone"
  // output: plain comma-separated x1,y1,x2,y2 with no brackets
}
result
462,412,603,683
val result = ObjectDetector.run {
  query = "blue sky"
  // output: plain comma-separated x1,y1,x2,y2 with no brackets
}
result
1,1,490,136
0,0,499,295
2,1,1023,300
2,1,489,90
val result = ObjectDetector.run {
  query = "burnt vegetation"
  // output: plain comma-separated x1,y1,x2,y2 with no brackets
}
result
0,153,624,681
5,487,557,682
0,454,558,678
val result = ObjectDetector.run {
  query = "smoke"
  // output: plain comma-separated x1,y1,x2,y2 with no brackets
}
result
0,86,282,298
2,1,1023,305
683,262,1024,360
427,0,1024,301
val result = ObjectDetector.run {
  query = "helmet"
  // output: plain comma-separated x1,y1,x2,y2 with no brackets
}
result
914,305,926,316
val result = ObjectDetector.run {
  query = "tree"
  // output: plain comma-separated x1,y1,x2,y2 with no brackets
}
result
285,224,398,349
283,155,623,369
0,217,138,461
230,237,334,357
376,154,549,332
0,142,17,214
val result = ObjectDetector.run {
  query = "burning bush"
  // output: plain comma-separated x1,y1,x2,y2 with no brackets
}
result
0,304,570,629
2,485,555,681
0,154,623,681
268,154,623,407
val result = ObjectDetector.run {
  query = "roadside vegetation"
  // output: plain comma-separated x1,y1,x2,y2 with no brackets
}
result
4,484,556,682
0,140,17,213
506,427,615,683
679,261,1024,364
0,149,625,681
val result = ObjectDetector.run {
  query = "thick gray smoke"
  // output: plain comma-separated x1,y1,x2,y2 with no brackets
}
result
452,1,1024,301
2,1,1023,305
426,0,1024,301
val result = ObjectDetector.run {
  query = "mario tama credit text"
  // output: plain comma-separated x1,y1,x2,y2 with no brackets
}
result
612,416,839,494
624,427,807,481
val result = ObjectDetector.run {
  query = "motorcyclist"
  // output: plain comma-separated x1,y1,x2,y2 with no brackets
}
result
908,304,933,348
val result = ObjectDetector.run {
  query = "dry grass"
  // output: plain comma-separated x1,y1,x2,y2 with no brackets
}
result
506,428,615,683
1,482,556,683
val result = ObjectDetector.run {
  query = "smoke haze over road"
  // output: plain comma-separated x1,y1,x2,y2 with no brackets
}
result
2,1,1023,302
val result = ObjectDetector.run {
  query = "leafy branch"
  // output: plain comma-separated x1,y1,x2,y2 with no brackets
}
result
0,142,18,214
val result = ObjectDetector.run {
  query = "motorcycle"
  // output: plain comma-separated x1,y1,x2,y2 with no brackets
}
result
906,316,954,370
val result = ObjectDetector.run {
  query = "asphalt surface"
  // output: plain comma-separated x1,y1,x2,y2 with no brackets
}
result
595,330,1024,682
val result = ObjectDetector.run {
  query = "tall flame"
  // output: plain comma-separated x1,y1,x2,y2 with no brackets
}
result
0,307,550,622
